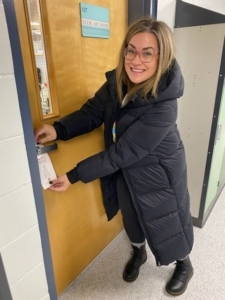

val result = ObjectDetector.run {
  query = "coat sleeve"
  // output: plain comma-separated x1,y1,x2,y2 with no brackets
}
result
67,103,177,183
53,82,108,140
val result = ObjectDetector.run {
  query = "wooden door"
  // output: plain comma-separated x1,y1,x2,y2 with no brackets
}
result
14,0,127,294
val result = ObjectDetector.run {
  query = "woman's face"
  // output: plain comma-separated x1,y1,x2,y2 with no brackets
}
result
124,32,159,84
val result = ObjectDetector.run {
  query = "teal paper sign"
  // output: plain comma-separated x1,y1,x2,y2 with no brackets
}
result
80,2,110,38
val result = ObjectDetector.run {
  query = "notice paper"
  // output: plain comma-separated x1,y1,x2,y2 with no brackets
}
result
37,145,57,189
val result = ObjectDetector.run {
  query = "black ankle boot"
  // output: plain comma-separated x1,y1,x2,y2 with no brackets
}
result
166,256,194,296
123,245,147,282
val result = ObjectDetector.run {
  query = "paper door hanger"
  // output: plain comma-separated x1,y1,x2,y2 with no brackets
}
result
36,144,57,189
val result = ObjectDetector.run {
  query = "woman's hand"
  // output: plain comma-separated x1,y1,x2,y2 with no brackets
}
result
48,174,71,192
35,124,57,144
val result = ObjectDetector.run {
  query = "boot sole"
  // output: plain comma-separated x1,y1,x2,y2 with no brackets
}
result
123,256,147,283
165,269,194,296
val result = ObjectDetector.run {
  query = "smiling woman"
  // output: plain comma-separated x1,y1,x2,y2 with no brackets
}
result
35,16,194,297
115,18,175,106
124,32,159,84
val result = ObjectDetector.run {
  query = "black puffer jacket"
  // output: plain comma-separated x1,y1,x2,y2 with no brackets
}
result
54,60,194,266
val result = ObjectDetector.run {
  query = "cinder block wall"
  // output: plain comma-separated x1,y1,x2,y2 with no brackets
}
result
0,2,50,300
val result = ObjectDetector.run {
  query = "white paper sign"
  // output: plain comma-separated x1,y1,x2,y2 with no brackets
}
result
37,145,57,189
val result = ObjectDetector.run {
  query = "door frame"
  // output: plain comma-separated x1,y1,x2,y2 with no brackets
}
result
199,38,225,224
3,0,57,299
203,78,225,213
218,147,225,189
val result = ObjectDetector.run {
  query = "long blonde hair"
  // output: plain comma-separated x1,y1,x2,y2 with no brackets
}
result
116,16,175,103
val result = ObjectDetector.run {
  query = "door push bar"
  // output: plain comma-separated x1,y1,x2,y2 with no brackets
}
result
36,143,58,155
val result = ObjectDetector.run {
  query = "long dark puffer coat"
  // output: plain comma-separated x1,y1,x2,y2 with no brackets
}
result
54,60,194,266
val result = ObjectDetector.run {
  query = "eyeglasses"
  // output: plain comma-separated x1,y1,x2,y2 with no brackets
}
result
124,47,159,63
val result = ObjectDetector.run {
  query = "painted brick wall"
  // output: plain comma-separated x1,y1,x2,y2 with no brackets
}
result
0,2,50,300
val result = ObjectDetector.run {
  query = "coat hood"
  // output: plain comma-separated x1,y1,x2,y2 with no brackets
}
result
106,59,184,106
155,59,184,103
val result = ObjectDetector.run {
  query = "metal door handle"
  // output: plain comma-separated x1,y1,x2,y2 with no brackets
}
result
36,143,58,155
216,124,222,142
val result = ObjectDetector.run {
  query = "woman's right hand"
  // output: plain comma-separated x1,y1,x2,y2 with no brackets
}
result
34,124,57,144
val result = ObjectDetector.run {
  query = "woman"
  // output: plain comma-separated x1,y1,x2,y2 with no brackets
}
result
35,17,194,296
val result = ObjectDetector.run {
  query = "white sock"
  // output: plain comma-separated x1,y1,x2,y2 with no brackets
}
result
131,241,146,249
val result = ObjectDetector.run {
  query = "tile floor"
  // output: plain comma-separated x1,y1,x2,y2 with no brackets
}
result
59,188,225,300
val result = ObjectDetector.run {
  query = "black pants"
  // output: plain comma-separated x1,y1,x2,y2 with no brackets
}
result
116,170,145,243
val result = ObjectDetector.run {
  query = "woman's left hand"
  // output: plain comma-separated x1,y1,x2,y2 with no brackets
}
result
48,174,71,192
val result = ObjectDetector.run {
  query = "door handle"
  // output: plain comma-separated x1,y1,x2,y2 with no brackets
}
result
216,124,222,142
36,143,58,155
